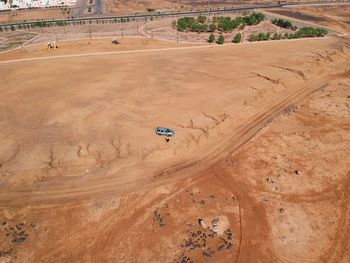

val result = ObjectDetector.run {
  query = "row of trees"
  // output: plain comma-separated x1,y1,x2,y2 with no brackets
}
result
271,18,297,30
0,16,139,31
208,32,242,44
248,32,271,41
174,12,265,33
294,27,328,37
248,27,328,42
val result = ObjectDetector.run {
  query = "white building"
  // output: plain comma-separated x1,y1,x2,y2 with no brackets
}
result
0,0,76,10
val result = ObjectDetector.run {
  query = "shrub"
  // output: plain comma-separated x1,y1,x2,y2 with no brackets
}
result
272,18,297,30
294,27,328,37
177,17,197,32
257,33,266,41
217,35,225,44
197,15,206,24
243,12,265,26
217,16,239,32
272,32,281,40
233,32,242,43
208,33,215,43
209,23,217,32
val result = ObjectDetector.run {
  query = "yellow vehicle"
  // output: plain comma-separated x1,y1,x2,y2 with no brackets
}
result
45,42,58,50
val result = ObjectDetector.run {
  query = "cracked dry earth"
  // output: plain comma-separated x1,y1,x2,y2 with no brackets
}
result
0,36,349,262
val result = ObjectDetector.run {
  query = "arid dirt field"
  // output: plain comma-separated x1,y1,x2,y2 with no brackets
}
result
0,31,37,52
103,0,334,15
0,31,349,262
0,8,70,23
104,0,266,15
0,38,193,61
267,5,350,34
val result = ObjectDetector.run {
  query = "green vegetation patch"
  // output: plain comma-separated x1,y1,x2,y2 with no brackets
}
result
176,16,209,32
217,35,225,44
272,18,297,30
208,33,215,43
248,27,328,42
232,32,242,43
174,12,265,33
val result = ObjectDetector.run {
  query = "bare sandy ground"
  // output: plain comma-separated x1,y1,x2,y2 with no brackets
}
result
104,0,262,15
0,8,70,23
0,38,192,61
267,5,350,34
103,0,332,15
0,33,349,262
0,31,37,52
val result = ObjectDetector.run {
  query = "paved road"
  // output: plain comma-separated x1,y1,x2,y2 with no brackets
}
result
74,0,103,17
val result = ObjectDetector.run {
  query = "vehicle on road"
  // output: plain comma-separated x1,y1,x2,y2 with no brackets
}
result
156,127,175,137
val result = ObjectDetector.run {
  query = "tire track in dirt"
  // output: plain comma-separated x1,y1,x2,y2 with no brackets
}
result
0,77,333,206
319,171,350,262
90,180,199,263
213,167,281,263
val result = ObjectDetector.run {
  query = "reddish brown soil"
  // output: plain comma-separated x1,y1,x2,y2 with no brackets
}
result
0,34,349,262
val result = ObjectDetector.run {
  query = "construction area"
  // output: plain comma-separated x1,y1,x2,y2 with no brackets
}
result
0,1,349,263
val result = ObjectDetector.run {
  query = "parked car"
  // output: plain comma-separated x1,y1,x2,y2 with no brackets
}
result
155,127,175,137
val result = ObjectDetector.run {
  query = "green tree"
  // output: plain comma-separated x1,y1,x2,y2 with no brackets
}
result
272,18,296,30
217,35,225,44
208,33,215,43
197,15,206,24
10,25,15,31
248,34,256,42
257,33,265,41
272,32,278,40
233,32,242,43
209,23,216,32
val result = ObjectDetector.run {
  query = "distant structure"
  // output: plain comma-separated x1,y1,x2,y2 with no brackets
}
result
277,0,287,4
0,0,76,10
